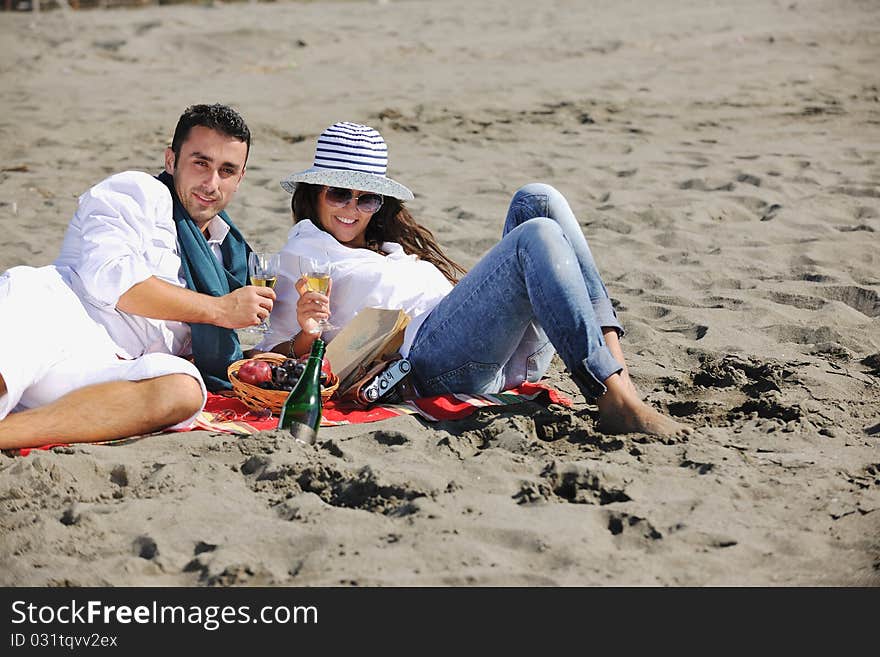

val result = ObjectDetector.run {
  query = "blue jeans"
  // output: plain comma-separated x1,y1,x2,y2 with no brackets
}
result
408,183,624,397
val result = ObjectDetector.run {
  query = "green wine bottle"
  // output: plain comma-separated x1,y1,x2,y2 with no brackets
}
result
278,338,325,444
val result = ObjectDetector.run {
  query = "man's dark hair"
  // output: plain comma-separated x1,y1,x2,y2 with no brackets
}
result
170,104,251,163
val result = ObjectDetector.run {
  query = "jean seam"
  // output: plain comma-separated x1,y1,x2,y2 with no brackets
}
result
411,250,521,352
427,361,500,389
520,235,580,370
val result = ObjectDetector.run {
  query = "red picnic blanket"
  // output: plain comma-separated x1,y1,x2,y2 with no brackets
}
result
10,382,570,456
193,381,571,434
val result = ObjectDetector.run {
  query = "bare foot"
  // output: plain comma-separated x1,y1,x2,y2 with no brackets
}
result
596,373,690,438
602,328,641,399
598,398,690,437
617,364,642,399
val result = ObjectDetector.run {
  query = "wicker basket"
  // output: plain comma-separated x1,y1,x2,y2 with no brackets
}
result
228,353,339,414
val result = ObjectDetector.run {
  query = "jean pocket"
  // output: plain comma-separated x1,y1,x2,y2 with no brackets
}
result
525,340,555,383
421,361,503,396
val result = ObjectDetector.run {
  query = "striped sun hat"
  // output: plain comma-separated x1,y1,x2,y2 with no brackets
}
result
280,122,414,201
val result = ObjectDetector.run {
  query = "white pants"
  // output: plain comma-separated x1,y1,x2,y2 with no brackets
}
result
0,266,206,429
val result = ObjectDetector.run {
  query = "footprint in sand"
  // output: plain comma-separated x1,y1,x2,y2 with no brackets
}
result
763,324,846,349
701,295,747,310
678,178,735,192
796,271,836,283
692,353,796,395
729,397,802,423
606,511,662,542
538,461,631,505
736,173,762,187
819,286,880,318
132,535,159,560
294,464,429,516
679,457,715,475
659,321,708,341
837,224,876,233
833,185,880,199
861,353,880,377
588,214,633,235
689,354,804,424
110,464,129,487
134,20,162,37
370,430,410,446
760,203,783,221
667,400,710,419
640,305,672,319
766,291,826,311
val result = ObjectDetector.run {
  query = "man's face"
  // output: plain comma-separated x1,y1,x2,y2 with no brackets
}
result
164,125,248,229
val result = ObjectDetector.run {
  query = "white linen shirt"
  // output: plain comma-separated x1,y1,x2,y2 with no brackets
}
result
54,171,224,359
258,220,453,357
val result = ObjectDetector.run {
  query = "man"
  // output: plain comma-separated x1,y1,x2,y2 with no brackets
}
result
55,103,273,390
0,104,273,450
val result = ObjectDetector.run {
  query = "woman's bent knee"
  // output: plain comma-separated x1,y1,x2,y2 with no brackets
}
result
513,182,559,201
519,216,565,246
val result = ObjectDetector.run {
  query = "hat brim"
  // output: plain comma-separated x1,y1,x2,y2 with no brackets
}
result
280,167,414,201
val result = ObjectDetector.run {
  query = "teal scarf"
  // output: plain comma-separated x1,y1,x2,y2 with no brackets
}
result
157,171,251,391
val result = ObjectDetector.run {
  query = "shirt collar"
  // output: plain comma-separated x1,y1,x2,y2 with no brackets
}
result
204,215,231,246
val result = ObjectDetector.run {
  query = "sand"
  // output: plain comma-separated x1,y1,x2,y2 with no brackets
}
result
0,0,878,586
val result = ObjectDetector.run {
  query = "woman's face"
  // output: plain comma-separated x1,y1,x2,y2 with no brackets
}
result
315,186,382,248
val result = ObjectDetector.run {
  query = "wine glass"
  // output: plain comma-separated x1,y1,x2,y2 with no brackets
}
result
248,251,280,333
304,253,337,333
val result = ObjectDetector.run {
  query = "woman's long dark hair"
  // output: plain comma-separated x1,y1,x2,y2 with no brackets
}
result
291,183,466,285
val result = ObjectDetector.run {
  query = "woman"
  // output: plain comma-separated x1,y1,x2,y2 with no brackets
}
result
258,121,687,436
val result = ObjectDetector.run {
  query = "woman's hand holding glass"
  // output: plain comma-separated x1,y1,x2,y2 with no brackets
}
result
296,255,338,334
294,273,333,336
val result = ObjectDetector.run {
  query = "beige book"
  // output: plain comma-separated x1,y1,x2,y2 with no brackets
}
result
325,307,411,392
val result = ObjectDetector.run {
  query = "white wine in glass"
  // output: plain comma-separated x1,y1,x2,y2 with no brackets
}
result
248,251,280,333
251,274,277,289
305,254,336,333
305,271,330,294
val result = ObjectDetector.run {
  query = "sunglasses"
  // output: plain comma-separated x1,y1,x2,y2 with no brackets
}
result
323,186,384,214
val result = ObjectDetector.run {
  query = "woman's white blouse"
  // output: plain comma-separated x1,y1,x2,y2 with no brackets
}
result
258,220,453,357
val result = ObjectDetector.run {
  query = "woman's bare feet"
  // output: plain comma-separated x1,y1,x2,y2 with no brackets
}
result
602,328,641,399
596,373,690,438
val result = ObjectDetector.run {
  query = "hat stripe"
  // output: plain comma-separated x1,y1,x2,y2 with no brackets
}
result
328,121,371,130
322,128,385,142
320,137,384,149
315,146,388,162
313,155,386,174
312,163,387,174
320,136,386,150
325,124,384,137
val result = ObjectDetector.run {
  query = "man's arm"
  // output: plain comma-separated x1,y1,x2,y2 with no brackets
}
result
117,276,274,330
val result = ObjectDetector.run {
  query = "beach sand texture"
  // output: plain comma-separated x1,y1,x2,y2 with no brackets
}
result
0,0,878,586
